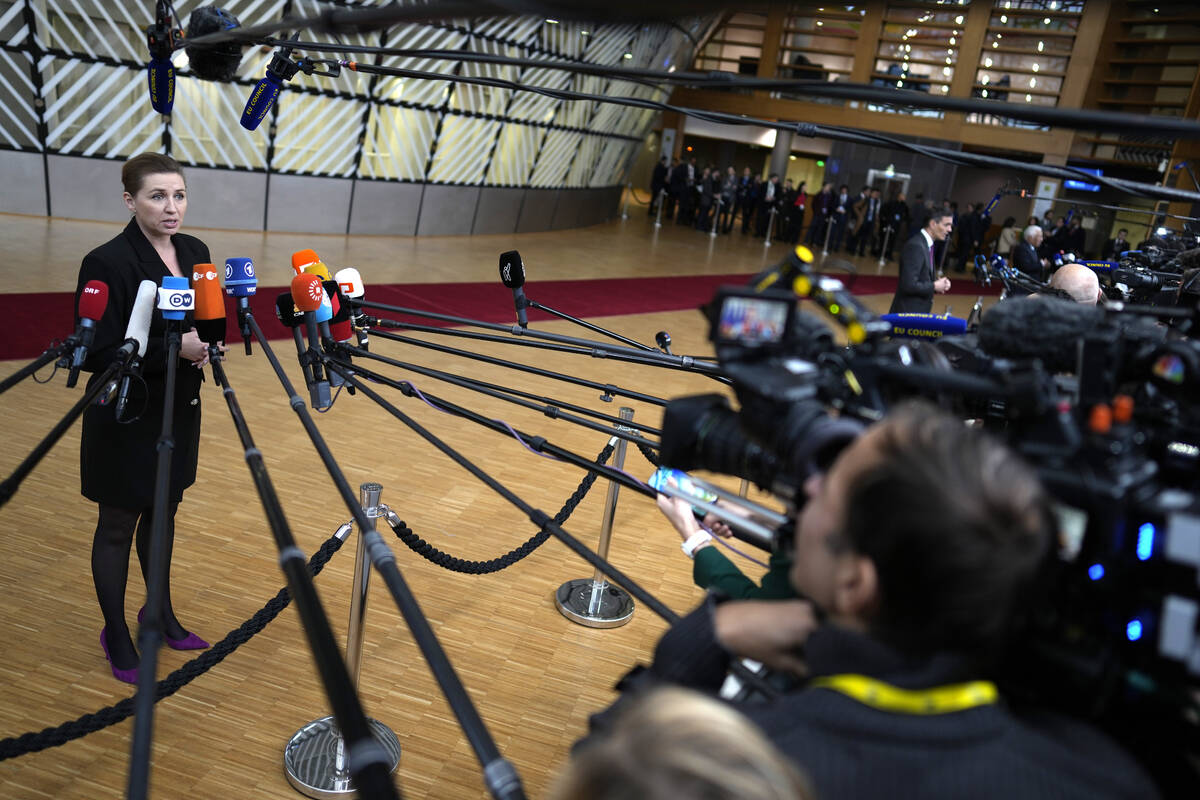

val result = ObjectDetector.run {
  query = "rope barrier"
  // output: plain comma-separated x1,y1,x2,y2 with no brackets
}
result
0,533,347,760
388,442,615,573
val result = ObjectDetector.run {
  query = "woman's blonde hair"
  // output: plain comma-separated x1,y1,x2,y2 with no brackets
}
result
549,688,813,800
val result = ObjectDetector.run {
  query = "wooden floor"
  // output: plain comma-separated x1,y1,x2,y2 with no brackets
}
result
0,209,954,799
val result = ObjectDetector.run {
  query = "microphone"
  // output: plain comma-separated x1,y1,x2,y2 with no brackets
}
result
305,261,333,281
498,249,529,328
109,280,158,414
1079,260,1118,275
184,5,242,82
982,192,1001,217
224,257,256,354
328,290,354,344
145,1,181,115
334,267,369,350
655,330,673,355
66,280,109,388
880,313,969,339
978,296,1103,373
192,263,227,348
291,273,331,409
240,36,300,131
292,248,321,275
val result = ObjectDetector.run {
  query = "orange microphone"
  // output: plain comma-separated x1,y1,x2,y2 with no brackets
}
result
291,248,321,276
192,263,227,346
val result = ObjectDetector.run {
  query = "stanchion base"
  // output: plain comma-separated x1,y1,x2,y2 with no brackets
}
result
284,715,401,799
555,579,634,628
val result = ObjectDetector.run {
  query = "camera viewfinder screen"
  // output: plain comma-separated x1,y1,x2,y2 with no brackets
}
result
717,296,789,345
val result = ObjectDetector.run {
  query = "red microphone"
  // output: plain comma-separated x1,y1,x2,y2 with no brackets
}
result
328,291,354,343
67,280,110,387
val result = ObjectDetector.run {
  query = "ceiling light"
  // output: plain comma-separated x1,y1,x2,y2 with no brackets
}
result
623,52,633,59
955,15,964,24
982,89,989,97
1025,93,1032,102
1032,63,1039,72
545,18,559,24
982,75,990,84
984,57,993,67
1030,77,1037,87
1000,14,1008,23
1037,41,1045,51
1043,17,1051,24
941,85,949,92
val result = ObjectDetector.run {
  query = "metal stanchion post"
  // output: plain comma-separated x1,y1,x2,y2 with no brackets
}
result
710,198,722,237
621,184,631,220
738,479,750,498
822,215,835,256
653,189,665,228
764,207,777,247
555,408,636,628
284,483,402,799
878,225,892,267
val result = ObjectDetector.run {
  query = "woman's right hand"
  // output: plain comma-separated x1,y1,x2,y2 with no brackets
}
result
180,329,214,366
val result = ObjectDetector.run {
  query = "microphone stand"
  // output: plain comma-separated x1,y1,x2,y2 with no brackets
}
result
522,297,658,352
333,342,662,444
0,348,134,507
127,318,182,800
358,300,723,377
244,314,526,800
366,327,666,406
0,339,74,396
328,357,656,498
205,337,400,799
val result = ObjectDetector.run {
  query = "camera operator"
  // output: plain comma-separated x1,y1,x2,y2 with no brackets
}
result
584,402,1158,800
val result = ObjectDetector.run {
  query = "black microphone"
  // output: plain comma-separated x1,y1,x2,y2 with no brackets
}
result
184,5,242,81
145,1,181,115
655,330,673,355
240,35,300,131
498,250,529,328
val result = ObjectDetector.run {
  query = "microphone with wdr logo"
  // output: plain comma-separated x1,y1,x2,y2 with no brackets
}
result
66,280,109,388
224,257,256,354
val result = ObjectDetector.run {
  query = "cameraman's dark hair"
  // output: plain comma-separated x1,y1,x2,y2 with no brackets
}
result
837,402,1053,656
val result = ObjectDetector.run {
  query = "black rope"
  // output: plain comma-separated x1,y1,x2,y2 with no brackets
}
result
635,440,660,467
388,442,614,573
0,533,346,760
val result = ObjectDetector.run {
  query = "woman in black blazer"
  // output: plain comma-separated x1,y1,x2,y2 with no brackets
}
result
74,153,220,683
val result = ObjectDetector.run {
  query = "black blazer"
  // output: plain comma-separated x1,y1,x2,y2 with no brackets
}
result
75,218,210,509
889,232,936,314
1011,240,1043,280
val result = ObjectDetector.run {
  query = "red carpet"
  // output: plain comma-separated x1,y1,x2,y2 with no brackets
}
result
2,272,996,361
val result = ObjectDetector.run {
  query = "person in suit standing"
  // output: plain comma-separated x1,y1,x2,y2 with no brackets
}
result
75,152,219,684
889,210,953,313
1012,225,1047,280
1101,228,1130,260
649,156,668,216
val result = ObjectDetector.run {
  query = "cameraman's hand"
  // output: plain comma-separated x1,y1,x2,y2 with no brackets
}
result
656,494,703,542
714,599,818,676
702,498,747,539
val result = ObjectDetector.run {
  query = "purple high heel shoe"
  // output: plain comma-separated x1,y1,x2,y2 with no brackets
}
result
100,628,138,684
138,606,210,651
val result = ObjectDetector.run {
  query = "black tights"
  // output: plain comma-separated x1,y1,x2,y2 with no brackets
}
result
91,502,190,669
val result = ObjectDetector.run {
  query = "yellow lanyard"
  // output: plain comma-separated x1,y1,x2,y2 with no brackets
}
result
809,673,999,715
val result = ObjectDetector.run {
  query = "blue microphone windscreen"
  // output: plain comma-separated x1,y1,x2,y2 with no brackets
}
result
148,57,175,115
881,313,968,339
1081,260,1117,273
159,275,193,321
240,75,280,131
224,257,257,296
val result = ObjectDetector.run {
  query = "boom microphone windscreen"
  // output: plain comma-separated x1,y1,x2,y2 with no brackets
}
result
291,273,324,313
192,262,227,345
978,296,1102,372
184,5,242,81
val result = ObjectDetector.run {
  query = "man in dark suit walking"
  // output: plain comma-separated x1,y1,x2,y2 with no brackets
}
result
889,210,952,314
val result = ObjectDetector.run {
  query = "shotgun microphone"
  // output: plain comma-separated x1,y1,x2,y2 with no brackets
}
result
109,280,158,415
